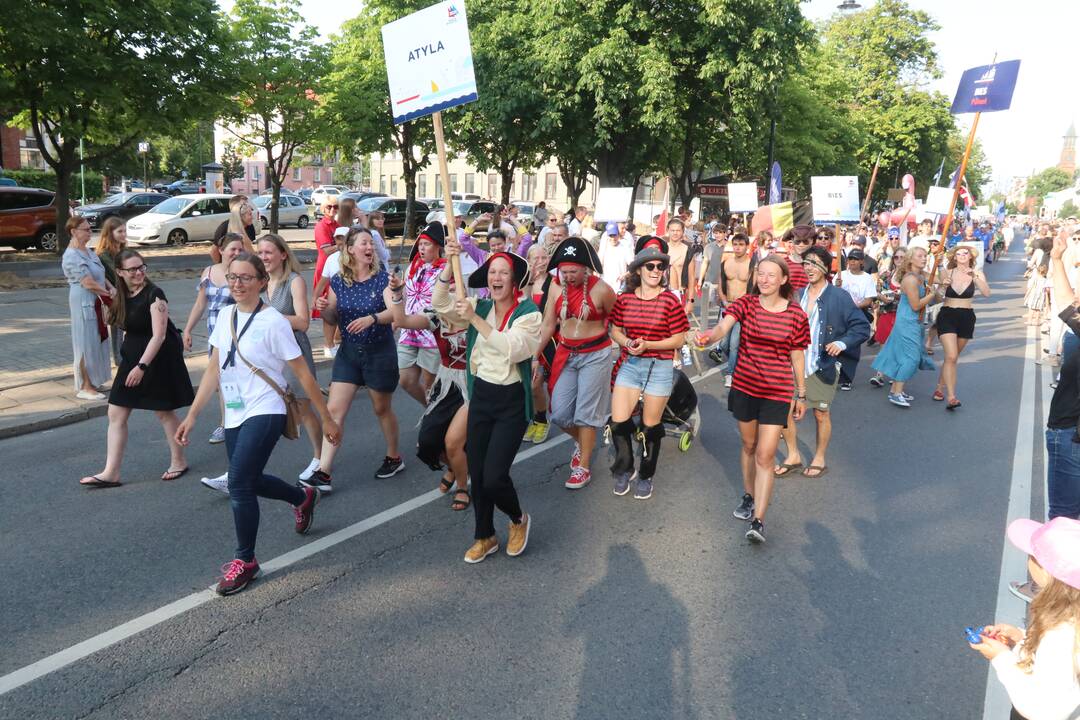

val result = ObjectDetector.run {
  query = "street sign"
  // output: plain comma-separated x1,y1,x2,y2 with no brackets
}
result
811,176,860,222
138,142,149,153
382,1,478,125
950,60,1021,114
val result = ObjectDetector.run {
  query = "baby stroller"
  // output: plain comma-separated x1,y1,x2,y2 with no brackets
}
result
604,368,701,452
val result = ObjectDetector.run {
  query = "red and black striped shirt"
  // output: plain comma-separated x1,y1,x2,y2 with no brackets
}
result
726,294,810,402
610,289,690,360
786,257,809,291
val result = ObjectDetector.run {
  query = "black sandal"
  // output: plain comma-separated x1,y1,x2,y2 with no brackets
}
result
450,489,471,511
438,475,455,494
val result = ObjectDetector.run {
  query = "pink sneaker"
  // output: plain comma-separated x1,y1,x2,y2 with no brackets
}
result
294,486,320,534
215,558,260,596
565,466,591,490
570,444,582,469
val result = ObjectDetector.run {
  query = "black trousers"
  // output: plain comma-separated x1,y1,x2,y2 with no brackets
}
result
467,378,527,539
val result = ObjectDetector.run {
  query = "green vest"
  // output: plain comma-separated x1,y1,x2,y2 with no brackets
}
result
465,297,538,422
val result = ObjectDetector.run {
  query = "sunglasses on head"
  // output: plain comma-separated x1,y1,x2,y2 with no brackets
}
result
643,262,667,272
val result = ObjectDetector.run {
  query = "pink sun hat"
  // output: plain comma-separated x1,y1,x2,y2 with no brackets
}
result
1007,517,1080,590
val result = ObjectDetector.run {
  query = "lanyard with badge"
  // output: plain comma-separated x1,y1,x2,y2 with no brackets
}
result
220,301,263,410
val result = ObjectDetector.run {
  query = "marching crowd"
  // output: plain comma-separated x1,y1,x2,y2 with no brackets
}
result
57,195,1080,716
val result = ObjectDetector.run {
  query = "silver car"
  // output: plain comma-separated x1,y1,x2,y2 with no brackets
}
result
253,194,311,229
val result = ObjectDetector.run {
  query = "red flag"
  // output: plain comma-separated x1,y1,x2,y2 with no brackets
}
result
655,179,670,236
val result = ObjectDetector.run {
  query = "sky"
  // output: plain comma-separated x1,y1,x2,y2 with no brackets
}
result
220,0,1077,193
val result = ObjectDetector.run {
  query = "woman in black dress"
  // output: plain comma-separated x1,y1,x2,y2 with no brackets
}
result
80,250,196,487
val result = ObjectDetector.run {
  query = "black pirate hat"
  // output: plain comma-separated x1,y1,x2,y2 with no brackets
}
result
467,250,530,290
546,236,603,274
634,234,668,255
409,221,446,262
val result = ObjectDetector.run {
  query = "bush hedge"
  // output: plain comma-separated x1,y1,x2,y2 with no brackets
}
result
1,169,106,202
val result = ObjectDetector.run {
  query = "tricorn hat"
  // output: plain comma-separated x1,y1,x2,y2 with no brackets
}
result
468,251,530,290
409,221,446,262
546,236,603,274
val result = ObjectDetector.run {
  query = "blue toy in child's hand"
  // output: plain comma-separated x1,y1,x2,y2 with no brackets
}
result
964,626,984,644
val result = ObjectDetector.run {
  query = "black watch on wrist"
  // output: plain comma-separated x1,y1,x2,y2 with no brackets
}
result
137,362,148,371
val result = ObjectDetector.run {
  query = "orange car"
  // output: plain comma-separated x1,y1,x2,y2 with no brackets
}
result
0,187,59,251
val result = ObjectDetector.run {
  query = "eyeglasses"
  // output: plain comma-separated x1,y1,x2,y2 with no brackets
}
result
328,204,339,209
119,264,147,274
225,273,259,284
643,262,667,272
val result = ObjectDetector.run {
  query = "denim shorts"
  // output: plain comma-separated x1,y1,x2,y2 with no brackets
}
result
614,356,674,397
331,337,399,393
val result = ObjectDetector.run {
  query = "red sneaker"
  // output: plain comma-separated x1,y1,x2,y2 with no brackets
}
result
215,558,259,596
294,486,320,534
565,466,591,490
570,444,582,470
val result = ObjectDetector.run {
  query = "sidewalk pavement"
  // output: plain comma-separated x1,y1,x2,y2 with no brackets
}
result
0,270,328,440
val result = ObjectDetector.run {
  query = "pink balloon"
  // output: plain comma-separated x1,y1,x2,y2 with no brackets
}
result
878,211,891,227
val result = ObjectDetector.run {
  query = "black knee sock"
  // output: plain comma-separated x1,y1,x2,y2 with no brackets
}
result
534,410,547,422
610,419,636,475
637,424,665,480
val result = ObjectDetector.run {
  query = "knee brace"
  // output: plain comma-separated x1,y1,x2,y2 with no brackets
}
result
609,419,636,475
637,423,665,480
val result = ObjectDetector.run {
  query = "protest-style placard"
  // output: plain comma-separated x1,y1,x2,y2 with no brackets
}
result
593,187,634,221
727,182,758,213
382,1,478,125
811,176,860,222
924,186,955,216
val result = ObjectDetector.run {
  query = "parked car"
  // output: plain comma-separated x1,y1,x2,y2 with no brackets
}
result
0,176,18,187
164,180,203,196
425,199,497,227
75,192,170,228
252,193,311,229
316,190,384,220
310,185,347,209
510,201,539,227
357,196,430,237
125,193,232,246
0,187,58,251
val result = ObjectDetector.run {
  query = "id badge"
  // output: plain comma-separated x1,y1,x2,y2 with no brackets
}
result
222,382,246,410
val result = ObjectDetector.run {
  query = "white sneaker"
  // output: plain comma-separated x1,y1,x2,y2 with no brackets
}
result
723,375,733,388
323,346,338,359
75,390,105,400
200,473,229,494
208,426,226,444
298,457,321,481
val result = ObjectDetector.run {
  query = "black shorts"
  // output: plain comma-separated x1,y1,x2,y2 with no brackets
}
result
331,337,400,392
727,387,790,427
935,306,976,339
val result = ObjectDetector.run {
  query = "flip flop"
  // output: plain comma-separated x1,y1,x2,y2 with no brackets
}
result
946,399,962,411
80,475,121,488
773,462,803,477
161,467,189,481
802,465,829,479
450,489,471,511
932,388,945,401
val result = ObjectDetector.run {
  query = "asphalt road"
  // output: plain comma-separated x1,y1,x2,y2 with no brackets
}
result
0,248,1047,719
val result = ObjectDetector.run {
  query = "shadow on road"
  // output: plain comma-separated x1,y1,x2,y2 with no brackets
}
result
566,543,696,720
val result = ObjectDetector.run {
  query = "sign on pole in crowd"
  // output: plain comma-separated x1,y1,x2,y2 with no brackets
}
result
382,0,479,297
593,187,634,222
727,182,758,214
810,176,861,223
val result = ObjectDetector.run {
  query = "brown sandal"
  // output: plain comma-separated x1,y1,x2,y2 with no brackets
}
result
450,489,471,511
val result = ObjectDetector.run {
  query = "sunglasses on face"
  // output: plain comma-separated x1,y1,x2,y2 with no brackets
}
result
794,239,812,246
643,262,667,272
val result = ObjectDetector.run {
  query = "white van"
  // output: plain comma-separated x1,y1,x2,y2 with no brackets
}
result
126,194,234,245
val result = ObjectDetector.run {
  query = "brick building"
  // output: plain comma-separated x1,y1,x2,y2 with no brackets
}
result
0,124,49,170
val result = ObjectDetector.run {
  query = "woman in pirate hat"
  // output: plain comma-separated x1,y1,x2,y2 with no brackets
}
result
433,236,542,563
535,236,616,490
397,222,446,407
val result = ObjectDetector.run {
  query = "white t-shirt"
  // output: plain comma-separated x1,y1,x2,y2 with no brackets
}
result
322,251,341,279
210,305,301,428
839,270,876,306
568,218,582,236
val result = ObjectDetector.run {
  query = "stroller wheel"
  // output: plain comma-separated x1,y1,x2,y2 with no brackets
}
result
679,431,693,452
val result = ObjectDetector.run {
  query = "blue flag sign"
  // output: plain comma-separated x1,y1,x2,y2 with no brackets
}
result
768,162,782,205
950,60,1021,114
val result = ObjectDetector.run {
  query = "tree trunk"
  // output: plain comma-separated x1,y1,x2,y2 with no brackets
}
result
627,174,641,223
404,171,417,241
500,162,514,207
558,159,588,212
400,121,417,243
54,153,73,253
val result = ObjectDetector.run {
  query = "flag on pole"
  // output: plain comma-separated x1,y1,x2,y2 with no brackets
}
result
750,202,794,235
932,158,946,187
768,162,782,205
948,166,974,209
655,179,670,236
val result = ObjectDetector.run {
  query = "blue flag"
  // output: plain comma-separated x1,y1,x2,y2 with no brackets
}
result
950,60,1021,114
768,162,782,205
932,158,945,186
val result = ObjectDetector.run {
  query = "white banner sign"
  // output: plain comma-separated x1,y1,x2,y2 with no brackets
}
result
924,185,955,216
727,182,758,212
593,187,634,221
382,1,478,125
811,175,861,222
138,142,149,154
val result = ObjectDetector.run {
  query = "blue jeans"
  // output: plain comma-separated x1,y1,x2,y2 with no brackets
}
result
717,320,741,375
225,414,304,562
1046,427,1080,520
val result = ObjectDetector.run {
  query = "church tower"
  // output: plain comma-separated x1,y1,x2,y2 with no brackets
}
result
1060,122,1077,177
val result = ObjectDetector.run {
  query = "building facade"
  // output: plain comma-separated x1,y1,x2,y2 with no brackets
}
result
213,123,352,196
1,124,50,171
1059,122,1077,178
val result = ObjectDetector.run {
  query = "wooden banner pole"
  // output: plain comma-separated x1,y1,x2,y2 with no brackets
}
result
432,111,465,300
930,111,981,284
861,153,882,222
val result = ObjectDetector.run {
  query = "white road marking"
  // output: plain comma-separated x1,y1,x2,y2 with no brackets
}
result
0,366,721,696
981,324,1036,720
